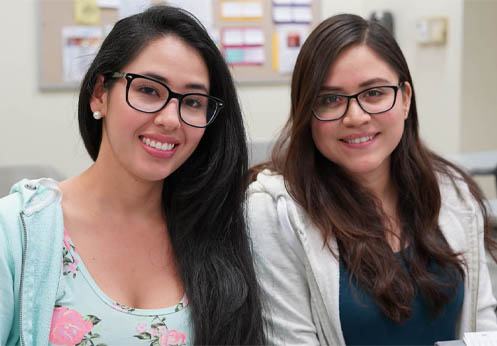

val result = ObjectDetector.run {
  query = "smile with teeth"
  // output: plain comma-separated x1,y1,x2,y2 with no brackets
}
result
343,134,376,144
141,136,176,151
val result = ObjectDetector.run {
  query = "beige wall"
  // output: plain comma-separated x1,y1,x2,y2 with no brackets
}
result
460,0,497,198
0,0,495,195
0,1,92,178
461,0,497,152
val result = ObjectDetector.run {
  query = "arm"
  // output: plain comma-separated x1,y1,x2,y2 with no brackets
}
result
0,222,16,344
248,191,320,345
0,194,24,345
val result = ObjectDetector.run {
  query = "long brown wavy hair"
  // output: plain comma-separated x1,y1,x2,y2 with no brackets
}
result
250,14,495,323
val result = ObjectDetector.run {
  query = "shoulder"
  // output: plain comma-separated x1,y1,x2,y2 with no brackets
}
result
247,170,292,246
0,191,24,239
247,169,296,228
0,188,25,280
247,169,289,200
0,178,62,238
437,169,477,214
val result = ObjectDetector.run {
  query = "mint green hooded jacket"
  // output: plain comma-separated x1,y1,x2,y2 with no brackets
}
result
0,179,64,345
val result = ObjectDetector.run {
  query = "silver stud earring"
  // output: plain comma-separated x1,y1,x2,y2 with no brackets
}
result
93,111,102,120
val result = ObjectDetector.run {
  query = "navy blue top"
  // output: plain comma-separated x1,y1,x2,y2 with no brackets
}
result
339,249,464,346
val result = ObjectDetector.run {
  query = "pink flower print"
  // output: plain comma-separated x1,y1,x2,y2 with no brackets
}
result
150,327,159,337
49,307,93,345
159,329,187,346
63,232,72,251
113,303,127,312
136,322,148,333
66,262,77,274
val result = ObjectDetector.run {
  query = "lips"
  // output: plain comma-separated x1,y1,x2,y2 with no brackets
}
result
341,132,379,144
140,136,175,151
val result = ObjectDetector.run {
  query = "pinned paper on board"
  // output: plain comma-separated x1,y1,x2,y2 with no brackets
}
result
274,24,308,73
272,0,312,24
220,0,263,21
96,0,120,8
74,0,101,25
39,0,320,89
221,27,265,65
62,26,103,83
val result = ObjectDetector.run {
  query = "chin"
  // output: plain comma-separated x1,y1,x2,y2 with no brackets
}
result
132,167,176,183
342,160,384,176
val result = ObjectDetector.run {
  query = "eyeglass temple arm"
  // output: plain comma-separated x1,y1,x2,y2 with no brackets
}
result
112,72,126,78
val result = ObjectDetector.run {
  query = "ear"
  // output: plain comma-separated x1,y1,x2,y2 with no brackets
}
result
90,75,108,117
401,81,412,120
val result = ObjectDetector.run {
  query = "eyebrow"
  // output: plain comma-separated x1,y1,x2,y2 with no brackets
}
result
320,78,394,93
143,72,209,93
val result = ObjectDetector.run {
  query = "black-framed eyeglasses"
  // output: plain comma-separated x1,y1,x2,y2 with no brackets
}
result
109,72,224,128
312,83,403,121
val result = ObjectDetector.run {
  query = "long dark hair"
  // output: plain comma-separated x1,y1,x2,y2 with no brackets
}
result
252,13,494,323
78,6,265,344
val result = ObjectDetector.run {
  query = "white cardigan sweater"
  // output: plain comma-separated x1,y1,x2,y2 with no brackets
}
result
247,169,497,345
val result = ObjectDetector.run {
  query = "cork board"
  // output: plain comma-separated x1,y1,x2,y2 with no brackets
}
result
37,0,320,90
38,0,119,90
212,0,321,85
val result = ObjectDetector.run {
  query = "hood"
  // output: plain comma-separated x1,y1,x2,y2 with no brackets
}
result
10,178,62,216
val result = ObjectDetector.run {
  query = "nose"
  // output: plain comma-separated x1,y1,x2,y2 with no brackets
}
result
154,98,181,130
342,97,371,127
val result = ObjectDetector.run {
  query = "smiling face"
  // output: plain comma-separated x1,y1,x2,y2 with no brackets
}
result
310,44,411,184
90,35,209,183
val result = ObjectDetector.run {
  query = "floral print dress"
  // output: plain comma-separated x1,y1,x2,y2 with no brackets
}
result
49,231,192,346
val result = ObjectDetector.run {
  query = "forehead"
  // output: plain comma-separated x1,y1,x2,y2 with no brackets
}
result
123,35,210,90
324,44,398,88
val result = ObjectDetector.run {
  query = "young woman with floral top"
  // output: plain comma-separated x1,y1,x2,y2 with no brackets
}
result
0,5,265,345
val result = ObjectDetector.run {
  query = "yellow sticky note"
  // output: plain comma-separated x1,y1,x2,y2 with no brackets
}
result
272,33,279,71
74,0,100,25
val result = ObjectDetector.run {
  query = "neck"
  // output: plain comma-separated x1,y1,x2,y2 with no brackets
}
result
353,165,402,248
354,167,395,205
62,158,164,222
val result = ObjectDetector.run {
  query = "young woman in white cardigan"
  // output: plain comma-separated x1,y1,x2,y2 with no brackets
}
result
248,14,497,345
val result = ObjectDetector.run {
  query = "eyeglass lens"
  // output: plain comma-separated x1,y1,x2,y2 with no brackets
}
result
128,76,217,127
314,86,397,120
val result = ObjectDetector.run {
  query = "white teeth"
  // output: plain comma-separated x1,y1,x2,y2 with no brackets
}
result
345,135,374,144
161,143,174,150
141,137,175,151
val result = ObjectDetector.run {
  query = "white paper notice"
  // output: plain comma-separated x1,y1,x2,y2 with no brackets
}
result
221,2,243,18
244,46,265,64
292,6,312,22
242,2,263,18
97,0,120,8
276,24,308,73
273,6,292,22
244,28,265,45
223,29,244,45
62,26,103,83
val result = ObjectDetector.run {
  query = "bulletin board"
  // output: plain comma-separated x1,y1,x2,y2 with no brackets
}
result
38,0,115,90
37,0,320,90
212,0,321,85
